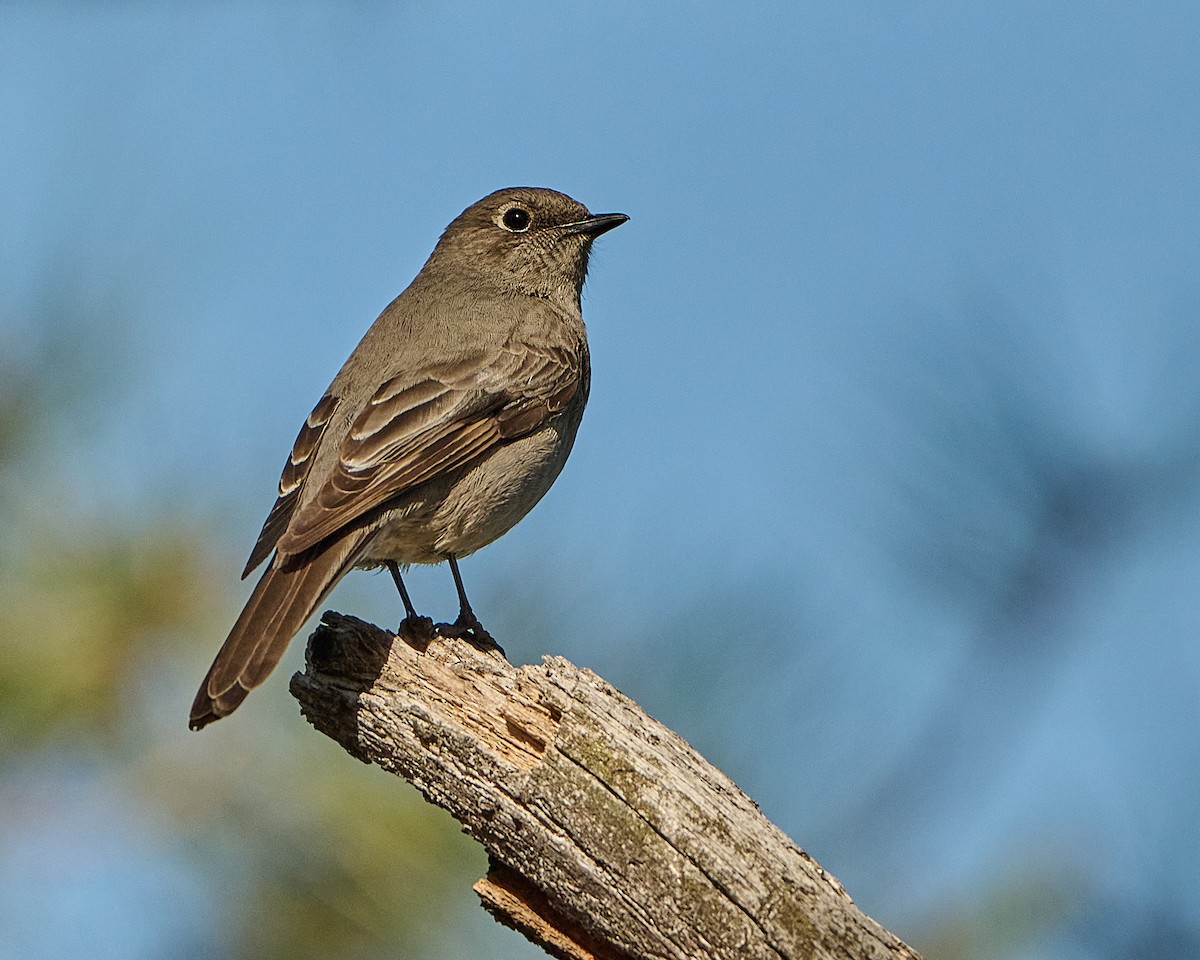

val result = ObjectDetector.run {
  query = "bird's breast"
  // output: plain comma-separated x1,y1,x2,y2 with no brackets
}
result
358,404,584,567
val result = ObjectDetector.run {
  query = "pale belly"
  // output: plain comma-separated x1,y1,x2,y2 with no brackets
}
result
356,419,578,567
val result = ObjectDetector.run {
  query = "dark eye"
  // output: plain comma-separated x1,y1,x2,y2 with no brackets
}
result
501,207,532,232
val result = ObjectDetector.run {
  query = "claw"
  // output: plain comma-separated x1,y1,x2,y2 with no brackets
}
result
397,613,436,649
435,612,503,654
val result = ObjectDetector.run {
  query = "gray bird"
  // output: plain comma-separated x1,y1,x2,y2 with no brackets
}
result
190,187,627,729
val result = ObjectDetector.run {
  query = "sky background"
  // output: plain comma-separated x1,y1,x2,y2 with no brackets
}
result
3,2,1200,958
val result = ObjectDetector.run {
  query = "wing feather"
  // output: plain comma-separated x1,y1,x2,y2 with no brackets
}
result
242,392,339,577
274,340,582,558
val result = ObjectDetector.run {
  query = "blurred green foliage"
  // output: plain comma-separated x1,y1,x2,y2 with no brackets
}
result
0,295,495,959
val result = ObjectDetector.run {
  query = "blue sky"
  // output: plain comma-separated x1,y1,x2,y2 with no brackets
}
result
4,3,1200,957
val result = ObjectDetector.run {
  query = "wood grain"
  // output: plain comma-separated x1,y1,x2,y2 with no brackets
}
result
290,612,921,960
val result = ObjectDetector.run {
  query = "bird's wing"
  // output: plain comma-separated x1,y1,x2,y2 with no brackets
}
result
273,339,583,559
243,392,340,578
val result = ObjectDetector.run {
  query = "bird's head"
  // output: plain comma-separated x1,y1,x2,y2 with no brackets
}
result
426,187,627,304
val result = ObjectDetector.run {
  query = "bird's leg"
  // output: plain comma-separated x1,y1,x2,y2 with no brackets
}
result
386,560,435,646
435,555,502,652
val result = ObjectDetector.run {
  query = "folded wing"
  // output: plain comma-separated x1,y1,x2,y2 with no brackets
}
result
274,339,583,559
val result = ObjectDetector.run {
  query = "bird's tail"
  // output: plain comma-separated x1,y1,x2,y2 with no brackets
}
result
189,531,372,730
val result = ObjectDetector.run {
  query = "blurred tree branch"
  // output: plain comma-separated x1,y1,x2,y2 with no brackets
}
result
291,613,921,960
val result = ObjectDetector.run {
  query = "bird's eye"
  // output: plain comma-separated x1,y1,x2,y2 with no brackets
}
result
500,207,532,232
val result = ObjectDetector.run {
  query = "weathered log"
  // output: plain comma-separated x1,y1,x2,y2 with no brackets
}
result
290,611,921,960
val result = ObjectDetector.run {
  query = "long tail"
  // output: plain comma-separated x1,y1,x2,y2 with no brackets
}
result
190,530,372,730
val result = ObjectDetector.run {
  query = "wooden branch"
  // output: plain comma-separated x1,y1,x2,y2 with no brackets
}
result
290,612,922,960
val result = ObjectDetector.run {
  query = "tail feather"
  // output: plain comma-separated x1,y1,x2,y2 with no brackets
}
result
190,531,372,730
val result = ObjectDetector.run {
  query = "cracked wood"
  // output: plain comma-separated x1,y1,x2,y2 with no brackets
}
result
290,612,922,960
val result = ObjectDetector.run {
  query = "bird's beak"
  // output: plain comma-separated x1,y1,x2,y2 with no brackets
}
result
559,213,629,237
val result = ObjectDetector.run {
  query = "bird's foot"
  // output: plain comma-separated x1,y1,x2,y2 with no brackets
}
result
397,613,436,650
435,612,504,655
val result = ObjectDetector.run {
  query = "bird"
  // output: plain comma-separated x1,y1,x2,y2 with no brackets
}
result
190,187,627,729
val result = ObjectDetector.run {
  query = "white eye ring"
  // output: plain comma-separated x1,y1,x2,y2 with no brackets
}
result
499,206,532,232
